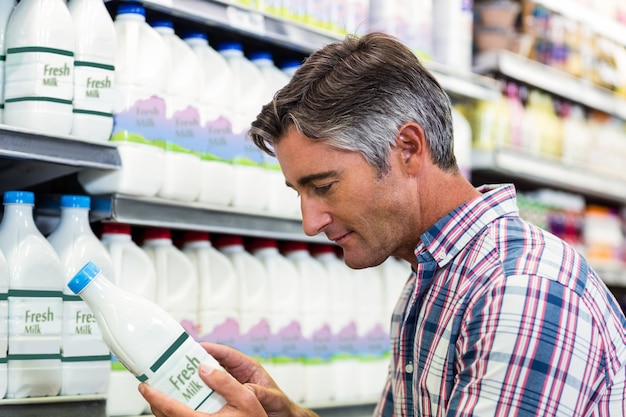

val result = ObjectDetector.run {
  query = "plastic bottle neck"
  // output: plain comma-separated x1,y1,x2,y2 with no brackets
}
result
183,240,211,250
116,13,146,23
1,203,36,228
218,244,244,255
101,233,132,243
58,207,91,228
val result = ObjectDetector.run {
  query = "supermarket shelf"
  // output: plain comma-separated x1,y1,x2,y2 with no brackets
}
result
126,0,499,101
471,149,626,204
91,194,331,243
0,394,106,417
0,125,121,191
534,0,626,47
473,50,626,120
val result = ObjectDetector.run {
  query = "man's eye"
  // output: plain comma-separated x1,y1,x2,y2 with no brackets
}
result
313,183,333,195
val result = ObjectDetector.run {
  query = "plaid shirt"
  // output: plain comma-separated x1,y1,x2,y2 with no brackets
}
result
374,184,626,416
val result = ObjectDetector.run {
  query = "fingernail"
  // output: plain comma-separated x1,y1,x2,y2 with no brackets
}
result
199,363,214,376
138,383,145,394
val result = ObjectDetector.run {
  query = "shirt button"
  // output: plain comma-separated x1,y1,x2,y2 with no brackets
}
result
405,363,414,374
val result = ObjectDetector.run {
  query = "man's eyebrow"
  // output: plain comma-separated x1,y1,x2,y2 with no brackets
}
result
285,171,340,189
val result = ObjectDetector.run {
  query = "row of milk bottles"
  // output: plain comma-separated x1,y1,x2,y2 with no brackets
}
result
0,0,301,217
0,189,410,413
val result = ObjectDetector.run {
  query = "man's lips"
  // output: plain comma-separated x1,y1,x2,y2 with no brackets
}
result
328,231,351,244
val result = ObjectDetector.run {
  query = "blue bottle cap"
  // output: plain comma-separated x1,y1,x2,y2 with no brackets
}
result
68,262,101,295
182,31,207,41
3,191,34,205
150,19,174,29
60,195,91,209
117,1,145,17
281,60,302,71
249,51,272,62
218,42,243,52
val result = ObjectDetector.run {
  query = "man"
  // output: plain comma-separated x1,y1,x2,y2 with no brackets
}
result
141,32,626,416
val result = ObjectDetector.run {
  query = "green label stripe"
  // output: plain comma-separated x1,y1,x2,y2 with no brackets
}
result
5,97,72,105
74,60,114,71
195,390,217,411
8,289,63,298
62,294,82,302
8,353,62,360
0,357,6,364
0,293,7,301
0,104,4,109
136,374,148,382
62,355,111,363
0,55,4,61
150,332,189,373
73,109,113,118
7,46,74,57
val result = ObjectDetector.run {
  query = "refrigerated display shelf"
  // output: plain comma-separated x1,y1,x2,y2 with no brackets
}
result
90,194,331,243
473,50,626,120
0,394,106,417
533,0,626,47
471,149,626,204
110,0,499,101
0,124,121,191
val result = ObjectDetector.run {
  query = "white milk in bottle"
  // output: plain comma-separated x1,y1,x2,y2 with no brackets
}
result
285,242,333,404
68,262,226,413
213,235,271,366
142,228,199,334
100,222,155,416
0,1,16,124
249,52,299,218
4,0,74,134
152,19,202,203
78,2,166,197
47,195,114,395
311,244,359,402
67,0,116,141
352,266,388,399
248,238,304,404
0,246,9,398
181,231,239,347
218,42,268,213
183,31,235,207
0,191,63,398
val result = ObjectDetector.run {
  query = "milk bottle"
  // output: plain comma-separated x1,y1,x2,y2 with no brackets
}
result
213,235,270,366
67,0,116,142
152,19,202,203
218,42,268,212
0,246,9,398
284,242,333,404
181,231,239,347
68,262,226,413
183,31,235,207
310,244,359,401
47,195,114,395
248,238,304,403
249,52,299,217
142,228,199,333
4,0,74,135
78,2,167,198
100,222,155,416
0,191,63,398
352,266,388,399
281,60,301,78
0,1,16,124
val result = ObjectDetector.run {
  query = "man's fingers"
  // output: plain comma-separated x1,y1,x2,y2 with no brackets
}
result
201,342,263,383
138,383,191,417
199,364,267,416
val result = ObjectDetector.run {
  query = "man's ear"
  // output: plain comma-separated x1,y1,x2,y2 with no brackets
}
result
395,122,427,174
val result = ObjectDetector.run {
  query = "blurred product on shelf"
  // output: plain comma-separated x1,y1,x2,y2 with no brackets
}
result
48,195,114,396
0,191,63,399
100,222,155,416
4,0,74,135
67,0,116,142
0,1,16,124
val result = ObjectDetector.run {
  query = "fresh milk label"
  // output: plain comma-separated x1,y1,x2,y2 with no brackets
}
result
5,47,74,102
8,291,62,355
137,332,224,412
61,297,109,359
73,62,115,119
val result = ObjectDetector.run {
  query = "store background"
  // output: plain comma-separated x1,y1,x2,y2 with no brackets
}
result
0,0,625,416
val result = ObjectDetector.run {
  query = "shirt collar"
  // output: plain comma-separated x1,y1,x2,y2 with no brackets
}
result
414,184,520,268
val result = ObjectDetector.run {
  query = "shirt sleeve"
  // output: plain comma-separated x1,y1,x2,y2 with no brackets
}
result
447,274,612,417
374,371,395,417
